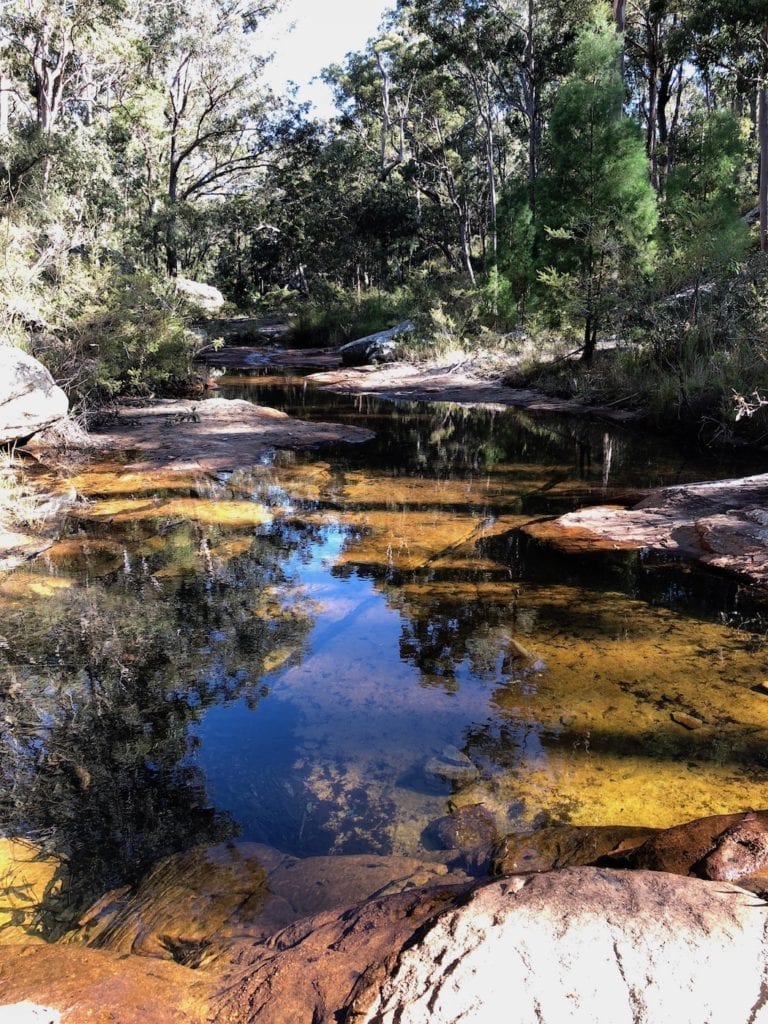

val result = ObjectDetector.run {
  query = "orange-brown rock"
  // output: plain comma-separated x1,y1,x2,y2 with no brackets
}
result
527,474,768,591
0,943,212,1023
623,809,768,885
491,824,659,875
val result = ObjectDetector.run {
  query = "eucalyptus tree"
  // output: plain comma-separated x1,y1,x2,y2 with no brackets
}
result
124,0,282,275
683,1,768,250
624,1,688,194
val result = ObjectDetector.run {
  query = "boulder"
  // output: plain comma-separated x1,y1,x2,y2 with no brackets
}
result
212,868,768,1024
0,348,68,444
339,321,414,367
175,278,226,313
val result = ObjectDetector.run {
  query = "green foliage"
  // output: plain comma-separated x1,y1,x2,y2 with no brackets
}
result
659,110,750,306
537,5,658,359
75,269,200,400
496,186,536,314
290,288,414,347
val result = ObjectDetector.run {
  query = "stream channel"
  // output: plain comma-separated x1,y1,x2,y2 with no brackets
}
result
2,366,768,908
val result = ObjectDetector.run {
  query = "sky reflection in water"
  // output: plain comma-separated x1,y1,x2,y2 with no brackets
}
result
2,375,768,888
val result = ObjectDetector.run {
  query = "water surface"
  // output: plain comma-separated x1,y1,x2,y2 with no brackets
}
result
1,371,767,901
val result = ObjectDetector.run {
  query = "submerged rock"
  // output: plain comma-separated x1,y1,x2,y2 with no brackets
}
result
424,746,480,784
0,348,68,445
491,824,658,875
429,804,499,851
68,841,471,966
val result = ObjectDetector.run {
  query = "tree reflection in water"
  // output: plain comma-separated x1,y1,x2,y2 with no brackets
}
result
0,519,316,906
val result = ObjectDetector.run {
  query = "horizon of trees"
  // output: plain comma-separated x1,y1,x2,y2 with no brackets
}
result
1,0,768,383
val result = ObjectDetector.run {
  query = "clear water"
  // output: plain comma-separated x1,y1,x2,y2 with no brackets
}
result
2,368,767,903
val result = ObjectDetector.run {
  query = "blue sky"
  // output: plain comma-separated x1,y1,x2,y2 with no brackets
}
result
261,0,392,117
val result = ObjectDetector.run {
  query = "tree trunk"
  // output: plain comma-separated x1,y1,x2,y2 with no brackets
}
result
760,83,768,252
459,210,476,285
525,0,538,219
0,69,9,140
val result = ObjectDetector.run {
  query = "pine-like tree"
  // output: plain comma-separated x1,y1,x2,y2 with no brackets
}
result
538,3,657,362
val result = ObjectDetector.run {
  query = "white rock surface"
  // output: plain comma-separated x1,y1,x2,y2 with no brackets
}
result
0,347,68,444
175,277,226,312
358,868,768,1024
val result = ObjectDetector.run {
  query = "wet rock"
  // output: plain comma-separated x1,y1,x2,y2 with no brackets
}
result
429,804,498,851
339,321,414,367
694,812,768,882
69,841,471,965
424,746,480,784
530,473,768,592
0,348,68,445
623,810,768,882
491,824,658,875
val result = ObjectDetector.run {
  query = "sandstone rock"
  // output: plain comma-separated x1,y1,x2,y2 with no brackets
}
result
623,809,768,881
0,348,68,444
491,824,658,875
0,944,212,1024
350,869,768,1024
529,473,768,592
88,397,375,474
211,868,768,1024
211,884,469,1023
424,745,479,784
69,842,470,966
339,321,414,367
175,278,226,313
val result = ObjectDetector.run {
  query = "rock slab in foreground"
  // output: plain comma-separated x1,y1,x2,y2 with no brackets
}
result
0,347,69,444
351,869,768,1024
211,868,768,1024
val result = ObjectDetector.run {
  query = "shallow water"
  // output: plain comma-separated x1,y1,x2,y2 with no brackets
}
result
2,371,768,901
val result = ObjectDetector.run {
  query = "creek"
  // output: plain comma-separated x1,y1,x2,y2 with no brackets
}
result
1,367,768,908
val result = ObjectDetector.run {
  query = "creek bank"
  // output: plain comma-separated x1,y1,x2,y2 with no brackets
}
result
84,397,375,474
306,359,641,422
522,473,768,594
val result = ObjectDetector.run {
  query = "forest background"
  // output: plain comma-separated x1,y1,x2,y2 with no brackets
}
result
2,0,768,443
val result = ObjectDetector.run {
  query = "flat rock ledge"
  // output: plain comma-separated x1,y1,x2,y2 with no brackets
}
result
307,361,639,422
523,472,768,592
91,397,375,473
